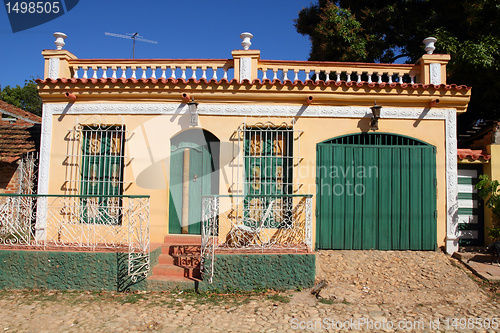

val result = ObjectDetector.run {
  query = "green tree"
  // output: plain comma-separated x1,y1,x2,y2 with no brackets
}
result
1,79,42,116
295,0,500,126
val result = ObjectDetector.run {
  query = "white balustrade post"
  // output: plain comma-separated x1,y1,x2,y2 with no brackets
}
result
417,37,450,85
232,32,260,82
42,32,77,80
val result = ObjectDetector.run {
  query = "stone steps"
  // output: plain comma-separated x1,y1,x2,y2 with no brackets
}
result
148,234,202,282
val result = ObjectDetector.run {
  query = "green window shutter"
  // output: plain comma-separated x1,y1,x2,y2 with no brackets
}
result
80,126,125,224
244,128,293,228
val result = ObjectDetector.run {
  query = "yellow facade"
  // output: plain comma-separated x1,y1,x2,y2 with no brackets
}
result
37,38,471,252
44,109,448,246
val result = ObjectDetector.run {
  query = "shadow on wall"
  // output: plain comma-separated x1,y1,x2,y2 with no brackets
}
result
116,252,147,292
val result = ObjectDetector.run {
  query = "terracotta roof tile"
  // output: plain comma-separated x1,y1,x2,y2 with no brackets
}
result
36,78,472,92
0,119,40,163
0,101,41,123
457,149,491,161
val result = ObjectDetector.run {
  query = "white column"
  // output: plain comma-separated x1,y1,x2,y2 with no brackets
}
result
445,109,459,254
35,104,54,241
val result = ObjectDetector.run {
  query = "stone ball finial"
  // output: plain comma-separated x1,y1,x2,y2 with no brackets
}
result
240,32,253,50
54,32,67,50
423,37,437,55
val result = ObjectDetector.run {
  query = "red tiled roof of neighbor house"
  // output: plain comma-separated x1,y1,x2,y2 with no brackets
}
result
0,101,41,163
457,148,491,161
0,101,41,123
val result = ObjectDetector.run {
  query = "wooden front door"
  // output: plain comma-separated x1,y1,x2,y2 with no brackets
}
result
168,130,218,235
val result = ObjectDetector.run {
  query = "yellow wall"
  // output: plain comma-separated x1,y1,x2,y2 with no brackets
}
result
47,109,448,246
483,145,500,244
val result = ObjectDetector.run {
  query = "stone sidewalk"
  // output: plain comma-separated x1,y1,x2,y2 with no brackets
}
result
453,252,500,282
0,250,499,332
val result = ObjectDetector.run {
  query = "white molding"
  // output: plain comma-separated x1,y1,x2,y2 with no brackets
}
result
46,102,448,119
445,108,459,254
240,57,251,81
430,63,441,85
48,58,59,79
35,104,54,240
45,103,185,115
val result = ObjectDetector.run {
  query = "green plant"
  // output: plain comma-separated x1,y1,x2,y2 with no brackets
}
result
488,226,500,241
267,294,290,303
318,298,336,305
476,174,500,241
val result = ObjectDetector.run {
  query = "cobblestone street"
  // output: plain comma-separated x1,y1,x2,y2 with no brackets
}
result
1,250,499,332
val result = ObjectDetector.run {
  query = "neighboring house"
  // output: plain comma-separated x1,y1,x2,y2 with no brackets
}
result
0,101,41,194
457,121,500,246
30,32,471,288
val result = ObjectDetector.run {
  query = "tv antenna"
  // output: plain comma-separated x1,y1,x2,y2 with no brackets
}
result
104,32,158,58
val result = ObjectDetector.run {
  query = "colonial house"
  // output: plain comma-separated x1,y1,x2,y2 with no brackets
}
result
0,32,472,290
457,121,500,247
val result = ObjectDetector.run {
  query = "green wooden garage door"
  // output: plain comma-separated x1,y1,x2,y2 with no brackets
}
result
316,133,437,250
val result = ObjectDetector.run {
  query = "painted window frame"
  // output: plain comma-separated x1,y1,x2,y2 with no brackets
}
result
243,127,293,228
80,125,125,225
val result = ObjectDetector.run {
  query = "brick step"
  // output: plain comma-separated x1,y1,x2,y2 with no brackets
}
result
150,234,203,281
147,275,201,283
163,244,202,256
158,253,201,267
163,234,201,245
152,264,201,279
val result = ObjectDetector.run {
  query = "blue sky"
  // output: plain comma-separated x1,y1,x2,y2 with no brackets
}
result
0,0,314,88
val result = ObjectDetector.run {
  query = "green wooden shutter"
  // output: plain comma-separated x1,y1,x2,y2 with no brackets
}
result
168,130,218,235
244,129,293,228
80,126,124,225
316,133,436,250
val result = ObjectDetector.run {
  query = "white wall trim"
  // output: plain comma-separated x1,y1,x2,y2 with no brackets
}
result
445,109,459,254
46,103,448,119
430,63,442,85
240,57,251,81
48,58,59,79
35,103,54,240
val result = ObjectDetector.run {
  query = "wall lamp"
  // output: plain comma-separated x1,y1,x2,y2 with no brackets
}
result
188,99,199,127
370,102,382,131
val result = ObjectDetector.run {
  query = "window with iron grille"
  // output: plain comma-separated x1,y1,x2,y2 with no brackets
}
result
243,126,294,228
80,125,125,225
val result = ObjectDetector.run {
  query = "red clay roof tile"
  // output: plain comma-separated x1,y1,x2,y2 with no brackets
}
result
36,78,472,92
0,101,41,123
457,149,491,161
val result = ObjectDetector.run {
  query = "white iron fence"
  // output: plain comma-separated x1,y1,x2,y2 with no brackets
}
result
201,194,312,282
0,194,150,281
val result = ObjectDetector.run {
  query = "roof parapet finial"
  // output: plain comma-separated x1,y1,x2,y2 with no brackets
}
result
53,32,67,50
423,37,437,55
240,32,253,50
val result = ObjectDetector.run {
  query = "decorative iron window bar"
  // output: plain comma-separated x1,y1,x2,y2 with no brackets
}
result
65,122,132,196
235,121,303,197
65,122,133,225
